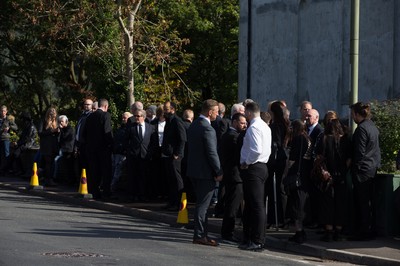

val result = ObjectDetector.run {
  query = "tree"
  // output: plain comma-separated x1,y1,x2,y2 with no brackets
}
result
157,0,239,109
0,0,194,123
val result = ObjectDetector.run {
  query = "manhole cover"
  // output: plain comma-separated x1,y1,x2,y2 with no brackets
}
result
42,252,106,258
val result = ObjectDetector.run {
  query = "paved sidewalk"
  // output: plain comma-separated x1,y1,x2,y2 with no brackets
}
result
1,175,400,266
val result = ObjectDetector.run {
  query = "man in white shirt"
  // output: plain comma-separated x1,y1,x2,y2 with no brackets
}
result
239,101,271,251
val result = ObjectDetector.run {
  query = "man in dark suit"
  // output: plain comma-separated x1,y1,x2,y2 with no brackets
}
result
126,109,157,202
211,102,230,215
351,102,381,240
74,99,93,170
162,101,187,210
83,99,113,200
220,113,247,242
305,108,324,227
187,99,223,247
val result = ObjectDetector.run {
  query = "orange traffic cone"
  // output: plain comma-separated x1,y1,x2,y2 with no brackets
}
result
28,162,43,190
77,169,92,199
177,192,189,224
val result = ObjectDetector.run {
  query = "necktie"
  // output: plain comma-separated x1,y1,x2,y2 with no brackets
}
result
138,124,143,140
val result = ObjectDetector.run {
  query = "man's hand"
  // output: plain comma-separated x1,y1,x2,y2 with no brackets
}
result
215,175,223,182
173,155,179,160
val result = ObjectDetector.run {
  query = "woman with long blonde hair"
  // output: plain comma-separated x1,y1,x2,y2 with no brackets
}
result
38,107,59,186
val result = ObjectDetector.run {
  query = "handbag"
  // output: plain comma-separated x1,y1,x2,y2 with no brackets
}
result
312,136,335,191
283,137,303,192
312,155,332,182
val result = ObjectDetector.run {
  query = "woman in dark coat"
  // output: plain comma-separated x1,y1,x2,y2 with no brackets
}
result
266,101,290,227
283,119,311,244
315,118,351,241
38,107,59,186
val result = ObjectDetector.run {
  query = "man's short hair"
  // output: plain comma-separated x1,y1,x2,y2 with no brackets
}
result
201,99,218,113
231,112,245,122
58,115,68,123
245,102,260,114
231,103,244,115
136,109,146,117
169,102,177,111
183,109,194,120
99,99,108,108
131,101,144,111
146,105,157,115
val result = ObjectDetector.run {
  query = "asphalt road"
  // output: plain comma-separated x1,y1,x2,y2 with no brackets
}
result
0,188,353,266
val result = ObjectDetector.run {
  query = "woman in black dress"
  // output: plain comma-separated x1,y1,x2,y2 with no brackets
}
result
266,101,290,227
315,118,351,241
284,119,311,243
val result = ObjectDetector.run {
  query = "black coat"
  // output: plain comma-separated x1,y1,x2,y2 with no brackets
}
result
58,125,75,153
126,122,157,160
351,119,381,182
161,114,186,158
220,128,242,183
82,109,113,153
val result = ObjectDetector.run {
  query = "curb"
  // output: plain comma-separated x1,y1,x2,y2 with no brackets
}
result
1,182,400,266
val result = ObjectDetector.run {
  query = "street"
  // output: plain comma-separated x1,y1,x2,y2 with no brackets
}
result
0,188,352,266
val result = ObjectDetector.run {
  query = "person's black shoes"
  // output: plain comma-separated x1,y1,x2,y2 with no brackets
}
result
289,230,307,244
238,241,263,251
320,230,334,242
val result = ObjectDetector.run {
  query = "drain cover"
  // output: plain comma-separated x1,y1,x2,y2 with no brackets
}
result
42,252,106,258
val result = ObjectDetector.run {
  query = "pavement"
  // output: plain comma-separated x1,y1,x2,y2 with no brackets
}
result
1,175,400,266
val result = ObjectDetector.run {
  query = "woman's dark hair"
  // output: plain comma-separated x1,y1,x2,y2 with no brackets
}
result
324,119,344,141
290,119,309,140
270,101,290,145
350,102,371,118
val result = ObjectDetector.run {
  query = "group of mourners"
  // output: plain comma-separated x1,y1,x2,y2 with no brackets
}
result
0,97,381,251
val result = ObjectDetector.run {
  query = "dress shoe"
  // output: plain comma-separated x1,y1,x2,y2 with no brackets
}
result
289,230,306,244
320,230,334,242
238,241,250,250
44,179,57,187
193,237,219,246
243,241,263,252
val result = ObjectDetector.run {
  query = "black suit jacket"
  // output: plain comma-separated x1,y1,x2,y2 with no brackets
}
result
59,125,75,153
162,114,186,158
309,123,323,146
83,109,113,152
220,128,242,183
211,116,229,149
352,119,381,182
187,117,222,180
126,122,157,160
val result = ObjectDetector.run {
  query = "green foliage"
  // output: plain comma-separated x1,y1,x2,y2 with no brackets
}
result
0,0,239,127
157,0,239,107
371,100,400,173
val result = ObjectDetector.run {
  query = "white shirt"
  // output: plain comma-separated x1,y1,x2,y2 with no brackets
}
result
137,123,145,138
308,122,317,135
199,114,210,124
158,120,166,147
240,116,272,165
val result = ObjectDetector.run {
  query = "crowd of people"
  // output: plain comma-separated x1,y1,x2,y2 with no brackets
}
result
0,97,382,251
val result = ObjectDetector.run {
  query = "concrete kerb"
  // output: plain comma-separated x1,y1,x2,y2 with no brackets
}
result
1,181,400,266
264,235,400,266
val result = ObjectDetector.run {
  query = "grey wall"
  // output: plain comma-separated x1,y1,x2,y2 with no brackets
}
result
239,0,400,119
